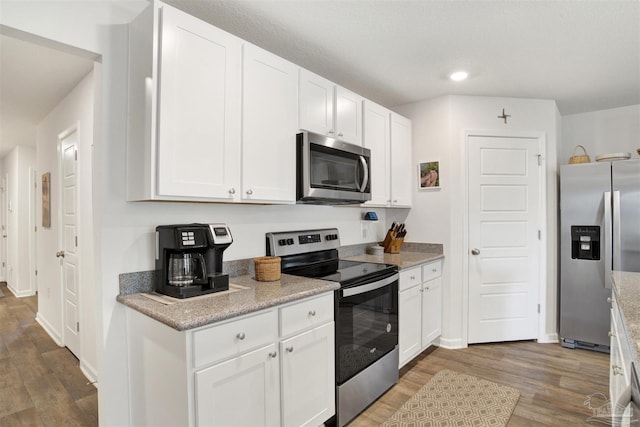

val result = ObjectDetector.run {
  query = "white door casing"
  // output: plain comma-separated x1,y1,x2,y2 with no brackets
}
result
1,175,6,281
467,134,541,344
60,126,80,357
29,168,38,292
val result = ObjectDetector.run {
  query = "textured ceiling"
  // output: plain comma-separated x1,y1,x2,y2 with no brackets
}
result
1,0,638,159
165,0,640,114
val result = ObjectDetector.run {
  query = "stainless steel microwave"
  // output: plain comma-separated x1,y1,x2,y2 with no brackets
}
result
296,130,371,205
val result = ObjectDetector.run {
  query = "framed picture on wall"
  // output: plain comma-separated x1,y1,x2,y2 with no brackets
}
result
419,161,440,189
42,172,51,228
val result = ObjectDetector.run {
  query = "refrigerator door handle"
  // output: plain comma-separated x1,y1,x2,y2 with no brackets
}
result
604,191,612,288
613,190,621,271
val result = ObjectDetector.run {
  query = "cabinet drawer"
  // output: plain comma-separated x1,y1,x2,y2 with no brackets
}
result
193,310,277,368
422,260,442,282
280,293,333,337
399,267,421,291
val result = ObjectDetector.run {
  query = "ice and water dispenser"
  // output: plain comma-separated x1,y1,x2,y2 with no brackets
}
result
571,226,600,260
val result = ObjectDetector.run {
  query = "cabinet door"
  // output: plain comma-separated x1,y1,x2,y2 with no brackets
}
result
399,285,422,368
421,277,442,346
390,113,412,207
335,86,363,145
195,344,280,427
280,322,335,427
363,100,391,206
299,69,335,137
242,43,297,203
157,5,241,199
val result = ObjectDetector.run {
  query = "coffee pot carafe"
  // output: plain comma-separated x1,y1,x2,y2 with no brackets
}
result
155,223,233,298
167,253,206,286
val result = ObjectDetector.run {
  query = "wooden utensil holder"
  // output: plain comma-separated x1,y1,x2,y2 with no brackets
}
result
382,230,404,254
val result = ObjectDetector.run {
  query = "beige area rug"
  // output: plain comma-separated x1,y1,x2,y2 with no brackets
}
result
383,369,520,427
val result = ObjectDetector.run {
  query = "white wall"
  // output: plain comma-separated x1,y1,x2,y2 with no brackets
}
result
36,69,97,381
3,145,36,296
561,104,640,163
0,162,5,282
394,95,560,348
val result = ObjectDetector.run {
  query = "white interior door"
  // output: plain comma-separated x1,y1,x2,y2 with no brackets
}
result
468,135,540,344
0,175,6,281
60,129,80,357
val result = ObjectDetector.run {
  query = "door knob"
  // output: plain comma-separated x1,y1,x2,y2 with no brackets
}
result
56,251,65,258
471,248,480,255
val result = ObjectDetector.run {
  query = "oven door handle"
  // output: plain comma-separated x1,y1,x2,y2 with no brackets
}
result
342,273,399,298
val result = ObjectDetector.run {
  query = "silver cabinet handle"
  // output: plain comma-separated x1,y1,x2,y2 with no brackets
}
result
246,189,253,196
236,332,246,340
471,248,480,255
328,129,334,134
56,251,65,258
607,297,614,303
432,268,437,272
410,275,416,280
338,132,343,137
269,351,277,358
308,310,316,316
286,346,294,353
228,188,236,195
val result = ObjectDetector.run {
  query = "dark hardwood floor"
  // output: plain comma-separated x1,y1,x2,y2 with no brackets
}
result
350,341,610,426
0,282,98,426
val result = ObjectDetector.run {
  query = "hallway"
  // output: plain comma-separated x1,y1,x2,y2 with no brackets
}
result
0,282,98,426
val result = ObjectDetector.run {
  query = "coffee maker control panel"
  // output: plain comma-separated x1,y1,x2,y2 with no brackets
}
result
209,224,233,245
178,228,208,248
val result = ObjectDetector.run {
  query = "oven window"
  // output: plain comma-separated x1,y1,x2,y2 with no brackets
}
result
309,144,366,192
336,281,398,384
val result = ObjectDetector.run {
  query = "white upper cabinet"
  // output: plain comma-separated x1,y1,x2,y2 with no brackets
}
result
299,69,363,145
241,44,298,203
127,2,242,201
335,86,363,145
363,100,391,206
299,69,334,137
157,4,242,200
390,112,413,207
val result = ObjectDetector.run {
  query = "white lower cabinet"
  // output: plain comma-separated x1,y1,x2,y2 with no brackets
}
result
610,301,632,426
195,343,281,427
280,322,335,427
126,292,335,427
398,259,443,368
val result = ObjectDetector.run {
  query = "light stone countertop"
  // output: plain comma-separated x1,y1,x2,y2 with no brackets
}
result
612,270,640,362
345,251,444,270
117,274,339,331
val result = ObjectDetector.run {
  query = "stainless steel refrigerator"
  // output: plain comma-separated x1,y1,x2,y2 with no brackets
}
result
560,159,640,351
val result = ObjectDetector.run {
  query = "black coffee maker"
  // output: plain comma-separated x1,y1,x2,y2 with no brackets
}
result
155,223,233,298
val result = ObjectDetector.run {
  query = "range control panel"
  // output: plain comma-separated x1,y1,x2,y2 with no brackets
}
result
266,228,341,257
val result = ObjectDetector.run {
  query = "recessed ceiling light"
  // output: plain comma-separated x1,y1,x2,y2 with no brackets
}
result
450,71,468,81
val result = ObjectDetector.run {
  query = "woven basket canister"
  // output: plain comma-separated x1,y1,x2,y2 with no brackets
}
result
569,145,591,164
254,256,281,282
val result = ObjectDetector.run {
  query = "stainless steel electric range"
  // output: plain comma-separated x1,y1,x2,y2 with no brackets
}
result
266,228,399,426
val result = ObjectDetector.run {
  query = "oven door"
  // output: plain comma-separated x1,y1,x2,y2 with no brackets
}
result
335,273,399,385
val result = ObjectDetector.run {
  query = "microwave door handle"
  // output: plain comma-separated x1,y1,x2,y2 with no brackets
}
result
359,155,369,192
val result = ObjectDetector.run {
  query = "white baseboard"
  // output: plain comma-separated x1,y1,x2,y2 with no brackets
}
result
7,284,35,298
437,337,466,349
35,313,63,346
538,332,559,343
80,361,99,388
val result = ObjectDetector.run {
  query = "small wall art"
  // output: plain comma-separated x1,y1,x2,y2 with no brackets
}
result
42,172,51,228
419,161,440,189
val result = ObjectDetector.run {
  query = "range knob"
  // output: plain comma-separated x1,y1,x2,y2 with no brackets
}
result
278,239,287,246
287,238,294,245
